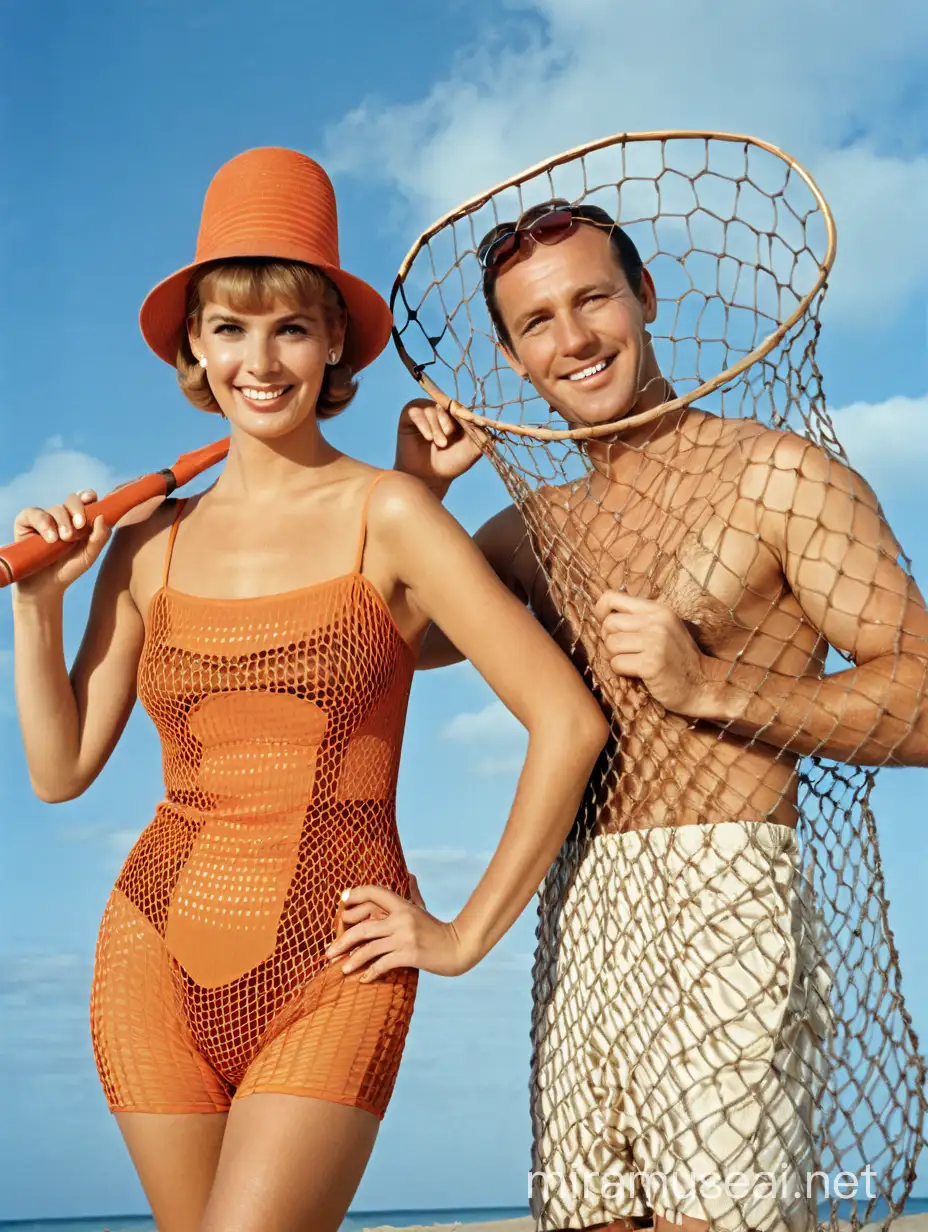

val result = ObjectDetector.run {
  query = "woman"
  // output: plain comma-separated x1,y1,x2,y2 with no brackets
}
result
10,147,607,1232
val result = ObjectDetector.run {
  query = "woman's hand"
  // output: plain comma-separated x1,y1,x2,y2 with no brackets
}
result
12,489,110,598
326,877,474,980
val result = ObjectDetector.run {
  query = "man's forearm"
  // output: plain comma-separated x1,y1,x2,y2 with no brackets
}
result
693,652,928,767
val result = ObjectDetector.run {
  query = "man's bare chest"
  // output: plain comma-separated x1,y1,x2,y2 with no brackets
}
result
531,477,786,658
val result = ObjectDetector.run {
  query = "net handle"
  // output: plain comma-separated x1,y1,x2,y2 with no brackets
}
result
0,437,230,587
391,129,837,442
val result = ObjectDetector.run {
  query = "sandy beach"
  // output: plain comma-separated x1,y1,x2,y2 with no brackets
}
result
361,1218,928,1232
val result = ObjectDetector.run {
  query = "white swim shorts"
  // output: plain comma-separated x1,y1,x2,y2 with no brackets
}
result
530,821,833,1232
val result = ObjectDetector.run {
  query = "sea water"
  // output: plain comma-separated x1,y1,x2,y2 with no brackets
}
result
2,1198,927,1229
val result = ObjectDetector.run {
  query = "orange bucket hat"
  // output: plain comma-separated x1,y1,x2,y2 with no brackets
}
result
139,147,392,373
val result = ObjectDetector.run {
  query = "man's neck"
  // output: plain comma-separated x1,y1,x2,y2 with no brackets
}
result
579,370,691,473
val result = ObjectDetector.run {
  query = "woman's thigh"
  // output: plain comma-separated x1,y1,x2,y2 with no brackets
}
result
115,1110,228,1232
201,1093,380,1232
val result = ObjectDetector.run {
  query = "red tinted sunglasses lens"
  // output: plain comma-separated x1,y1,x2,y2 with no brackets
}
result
529,208,575,242
481,229,519,268
480,208,575,269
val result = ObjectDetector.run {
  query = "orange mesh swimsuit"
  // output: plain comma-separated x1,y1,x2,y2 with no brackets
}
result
90,472,418,1117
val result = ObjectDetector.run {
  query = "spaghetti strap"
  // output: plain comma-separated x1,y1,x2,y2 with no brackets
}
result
162,499,188,589
353,472,392,575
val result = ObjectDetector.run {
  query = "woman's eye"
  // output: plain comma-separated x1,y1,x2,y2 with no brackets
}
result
213,323,241,335
280,324,307,335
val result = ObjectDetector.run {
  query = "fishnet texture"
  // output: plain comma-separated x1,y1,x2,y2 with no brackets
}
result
91,488,417,1118
393,134,927,1229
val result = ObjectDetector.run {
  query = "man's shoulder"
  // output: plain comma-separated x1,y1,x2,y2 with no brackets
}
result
473,500,545,600
474,501,530,561
712,419,884,545
708,416,837,480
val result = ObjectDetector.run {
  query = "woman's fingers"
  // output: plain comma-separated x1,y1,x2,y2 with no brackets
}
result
49,504,75,540
13,486,99,544
340,902,388,926
327,914,393,961
341,936,395,976
50,497,91,540
83,515,112,559
62,493,89,531
356,953,407,983
14,507,59,543
16,495,91,543
67,516,111,577
342,884,404,914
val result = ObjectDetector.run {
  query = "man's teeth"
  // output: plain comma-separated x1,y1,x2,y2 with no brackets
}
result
567,360,608,382
240,387,287,402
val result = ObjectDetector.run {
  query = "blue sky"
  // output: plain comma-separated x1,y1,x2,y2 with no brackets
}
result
1,0,927,1220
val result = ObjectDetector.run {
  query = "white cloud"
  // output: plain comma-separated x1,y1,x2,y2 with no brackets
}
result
404,845,493,867
0,443,121,536
58,821,143,873
323,0,927,324
474,753,525,778
441,700,525,743
441,700,528,777
830,393,928,493
0,953,94,1088
442,701,529,775
0,952,90,1003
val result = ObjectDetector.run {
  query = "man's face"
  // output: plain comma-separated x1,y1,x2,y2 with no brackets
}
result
492,224,655,427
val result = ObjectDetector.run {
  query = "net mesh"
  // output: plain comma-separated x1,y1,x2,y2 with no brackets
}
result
392,133,927,1230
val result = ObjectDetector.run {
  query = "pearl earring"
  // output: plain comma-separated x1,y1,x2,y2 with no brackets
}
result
328,351,339,365
198,355,208,369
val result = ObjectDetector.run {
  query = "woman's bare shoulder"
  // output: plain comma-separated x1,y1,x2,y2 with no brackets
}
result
365,469,444,523
112,497,190,611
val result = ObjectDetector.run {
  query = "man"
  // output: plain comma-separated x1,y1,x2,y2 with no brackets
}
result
395,201,928,1232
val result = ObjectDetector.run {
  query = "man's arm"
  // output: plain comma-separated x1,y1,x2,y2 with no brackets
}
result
598,433,928,767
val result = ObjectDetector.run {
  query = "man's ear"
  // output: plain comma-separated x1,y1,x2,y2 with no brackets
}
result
497,338,528,380
639,268,658,326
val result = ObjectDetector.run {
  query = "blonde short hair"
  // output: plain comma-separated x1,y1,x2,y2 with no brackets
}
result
177,259,357,418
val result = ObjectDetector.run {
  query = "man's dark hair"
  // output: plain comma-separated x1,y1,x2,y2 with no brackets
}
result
480,201,645,351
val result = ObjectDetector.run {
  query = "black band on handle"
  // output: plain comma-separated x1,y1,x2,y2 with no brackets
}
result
157,468,178,496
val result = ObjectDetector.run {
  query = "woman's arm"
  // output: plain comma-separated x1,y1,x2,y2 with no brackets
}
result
12,493,149,802
417,503,532,669
328,473,609,979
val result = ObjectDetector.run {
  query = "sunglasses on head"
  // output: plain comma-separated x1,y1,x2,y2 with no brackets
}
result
477,200,615,272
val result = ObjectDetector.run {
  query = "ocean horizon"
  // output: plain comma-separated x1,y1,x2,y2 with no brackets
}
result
2,1198,928,1230
0,1206,529,1232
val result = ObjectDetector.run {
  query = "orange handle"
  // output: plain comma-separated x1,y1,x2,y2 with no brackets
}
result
0,437,230,587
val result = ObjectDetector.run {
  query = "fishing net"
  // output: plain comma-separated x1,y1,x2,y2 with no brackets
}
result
391,132,927,1230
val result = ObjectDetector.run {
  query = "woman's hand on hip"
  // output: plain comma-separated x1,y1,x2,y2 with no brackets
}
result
326,881,474,980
